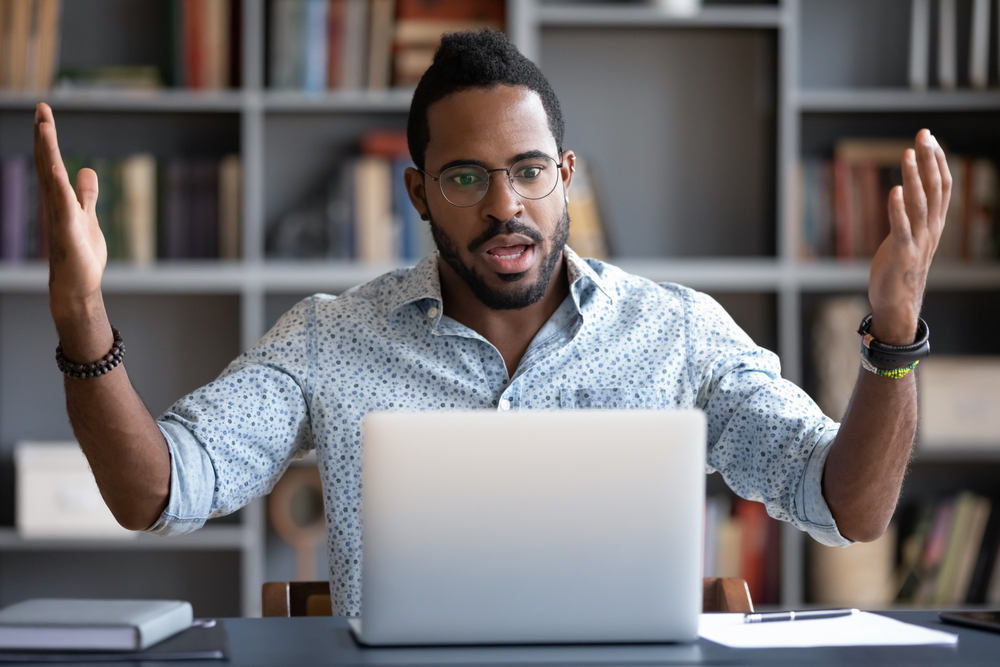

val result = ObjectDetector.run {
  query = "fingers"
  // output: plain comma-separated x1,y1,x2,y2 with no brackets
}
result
33,103,77,219
931,143,952,239
75,168,99,216
901,147,927,234
887,186,912,241
914,129,942,224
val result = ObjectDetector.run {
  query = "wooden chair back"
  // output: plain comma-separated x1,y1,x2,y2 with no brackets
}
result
262,577,753,617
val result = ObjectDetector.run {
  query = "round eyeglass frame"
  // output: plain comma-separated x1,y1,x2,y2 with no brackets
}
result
418,155,565,208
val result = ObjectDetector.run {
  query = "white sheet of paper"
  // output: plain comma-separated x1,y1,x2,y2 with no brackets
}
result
698,611,958,649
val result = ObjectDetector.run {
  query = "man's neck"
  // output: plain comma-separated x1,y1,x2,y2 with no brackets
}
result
437,253,570,376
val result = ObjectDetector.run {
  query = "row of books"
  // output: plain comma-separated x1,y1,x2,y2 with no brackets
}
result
896,492,1000,606
796,139,998,261
703,495,781,606
266,129,432,261
0,154,242,264
0,0,61,91
268,0,504,91
909,0,1000,90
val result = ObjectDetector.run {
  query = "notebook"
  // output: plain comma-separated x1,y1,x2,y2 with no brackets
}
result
0,599,192,651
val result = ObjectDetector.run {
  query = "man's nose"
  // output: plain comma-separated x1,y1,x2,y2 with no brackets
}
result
479,171,522,221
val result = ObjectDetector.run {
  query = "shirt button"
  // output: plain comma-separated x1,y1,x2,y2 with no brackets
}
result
499,399,511,411
427,307,439,318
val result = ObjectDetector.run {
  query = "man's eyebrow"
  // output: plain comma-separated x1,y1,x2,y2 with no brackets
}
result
435,150,558,173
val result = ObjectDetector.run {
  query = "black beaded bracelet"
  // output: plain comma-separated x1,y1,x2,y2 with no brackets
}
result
857,314,930,370
55,327,125,379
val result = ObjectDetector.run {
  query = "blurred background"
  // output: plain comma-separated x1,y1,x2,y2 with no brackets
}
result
1,0,999,616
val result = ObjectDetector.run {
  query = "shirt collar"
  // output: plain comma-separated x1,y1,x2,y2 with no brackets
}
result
387,251,443,315
387,245,615,316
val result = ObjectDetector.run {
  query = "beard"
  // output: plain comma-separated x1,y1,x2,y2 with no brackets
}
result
428,206,570,311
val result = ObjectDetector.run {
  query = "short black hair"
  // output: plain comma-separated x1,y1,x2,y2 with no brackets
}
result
407,29,565,171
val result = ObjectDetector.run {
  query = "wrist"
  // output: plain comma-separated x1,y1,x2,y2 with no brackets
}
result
50,292,113,364
868,312,918,345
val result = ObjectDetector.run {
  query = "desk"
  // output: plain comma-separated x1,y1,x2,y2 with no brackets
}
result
10,611,998,666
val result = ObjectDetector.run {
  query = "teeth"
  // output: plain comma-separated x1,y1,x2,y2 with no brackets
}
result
495,250,524,258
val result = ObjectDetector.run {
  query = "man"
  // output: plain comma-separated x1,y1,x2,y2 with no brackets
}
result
35,30,949,616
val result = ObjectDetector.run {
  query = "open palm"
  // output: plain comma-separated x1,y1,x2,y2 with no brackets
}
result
34,103,107,309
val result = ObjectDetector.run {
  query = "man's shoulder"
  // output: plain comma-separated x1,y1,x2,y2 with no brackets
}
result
582,256,701,311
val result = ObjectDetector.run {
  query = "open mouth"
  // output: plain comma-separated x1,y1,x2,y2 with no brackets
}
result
482,243,535,273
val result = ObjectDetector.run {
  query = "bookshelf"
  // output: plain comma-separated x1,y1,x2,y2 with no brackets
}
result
1,0,997,615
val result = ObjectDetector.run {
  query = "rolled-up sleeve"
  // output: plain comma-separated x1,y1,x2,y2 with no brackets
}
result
682,288,851,548
145,299,318,536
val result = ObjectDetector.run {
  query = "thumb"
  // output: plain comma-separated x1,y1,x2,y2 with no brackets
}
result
75,167,99,217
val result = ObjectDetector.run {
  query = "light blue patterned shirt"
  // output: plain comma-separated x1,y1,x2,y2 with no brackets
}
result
148,248,849,615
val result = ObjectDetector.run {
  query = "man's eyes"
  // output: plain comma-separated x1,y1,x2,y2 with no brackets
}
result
448,172,483,187
514,164,546,180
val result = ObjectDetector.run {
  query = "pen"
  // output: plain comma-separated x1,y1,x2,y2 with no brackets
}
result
743,609,857,624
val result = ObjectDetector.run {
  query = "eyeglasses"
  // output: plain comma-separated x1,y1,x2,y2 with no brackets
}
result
419,155,564,208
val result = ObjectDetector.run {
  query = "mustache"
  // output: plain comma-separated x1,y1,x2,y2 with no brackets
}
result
467,217,545,254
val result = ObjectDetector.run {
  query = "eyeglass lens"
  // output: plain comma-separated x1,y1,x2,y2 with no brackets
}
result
438,157,560,207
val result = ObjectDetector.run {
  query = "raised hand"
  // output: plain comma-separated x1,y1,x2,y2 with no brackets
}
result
34,102,112,361
868,129,951,344
34,103,108,319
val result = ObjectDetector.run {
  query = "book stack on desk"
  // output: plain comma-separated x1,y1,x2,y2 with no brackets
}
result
0,598,226,662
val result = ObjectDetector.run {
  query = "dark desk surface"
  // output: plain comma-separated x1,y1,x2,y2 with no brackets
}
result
9,611,1000,666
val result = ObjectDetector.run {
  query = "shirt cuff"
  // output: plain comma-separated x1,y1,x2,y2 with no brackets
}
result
795,424,853,548
143,419,217,537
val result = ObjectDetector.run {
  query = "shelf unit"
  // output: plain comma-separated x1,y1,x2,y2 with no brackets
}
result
1,0,998,614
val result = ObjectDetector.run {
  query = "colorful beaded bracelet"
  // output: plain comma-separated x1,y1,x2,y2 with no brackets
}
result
860,355,919,379
55,327,125,379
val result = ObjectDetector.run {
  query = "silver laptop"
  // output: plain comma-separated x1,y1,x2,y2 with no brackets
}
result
350,409,706,646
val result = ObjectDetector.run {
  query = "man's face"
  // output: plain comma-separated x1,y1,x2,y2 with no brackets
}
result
409,85,574,310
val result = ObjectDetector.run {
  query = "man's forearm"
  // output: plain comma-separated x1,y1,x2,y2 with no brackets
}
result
822,368,917,542
54,297,171,532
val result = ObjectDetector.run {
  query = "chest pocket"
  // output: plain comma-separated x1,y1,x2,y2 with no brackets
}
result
560,387,669,409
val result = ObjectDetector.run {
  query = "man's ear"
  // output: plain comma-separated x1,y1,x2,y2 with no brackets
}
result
404,167,429,219
560,150,576,197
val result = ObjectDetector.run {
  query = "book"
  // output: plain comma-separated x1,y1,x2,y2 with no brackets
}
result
303,0,329,92
1,157,27,261
933,492,981,605
938,0,957,90
218,154,242,260
4,0,30,89
270,0,302,88
29,0,60,91
340,0,368,89
355,155,395,262
368,0,396,90
970,0,991,90
0,599,192,651
327,0,346,88
0,618,227,662
968,503,1000,603
914,499,956,605
565,156,609,259
909,0,930,90
121,153,157,266
190,159,220,258
966,159,997,261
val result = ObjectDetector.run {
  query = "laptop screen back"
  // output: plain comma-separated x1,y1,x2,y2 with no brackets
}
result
359,409,706,645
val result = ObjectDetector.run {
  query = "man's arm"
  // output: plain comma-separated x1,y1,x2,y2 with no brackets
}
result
35,102,170,531
823,129,951,543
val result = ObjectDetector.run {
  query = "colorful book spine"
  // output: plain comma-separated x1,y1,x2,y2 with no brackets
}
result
1,157,28,261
